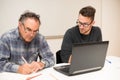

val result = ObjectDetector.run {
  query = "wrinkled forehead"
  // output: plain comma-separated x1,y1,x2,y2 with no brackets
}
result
23,18,40,29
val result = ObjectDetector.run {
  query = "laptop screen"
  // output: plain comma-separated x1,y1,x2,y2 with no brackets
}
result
69,41,109,74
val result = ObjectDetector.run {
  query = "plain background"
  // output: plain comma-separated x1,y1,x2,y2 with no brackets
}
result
0,0,120,57
0,0,101,36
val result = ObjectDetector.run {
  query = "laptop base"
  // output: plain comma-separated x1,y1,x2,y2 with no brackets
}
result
54,65,102,76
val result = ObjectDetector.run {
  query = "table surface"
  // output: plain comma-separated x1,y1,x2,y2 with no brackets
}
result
0,56,120,80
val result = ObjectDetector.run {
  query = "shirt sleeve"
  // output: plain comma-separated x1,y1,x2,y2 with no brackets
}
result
61,29,73,63
97,27,102,41
0,38,19,73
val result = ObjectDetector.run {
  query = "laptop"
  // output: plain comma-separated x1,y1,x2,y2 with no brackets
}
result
54,41,109,76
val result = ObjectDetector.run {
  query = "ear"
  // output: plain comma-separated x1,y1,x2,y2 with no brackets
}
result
18,22,24,31
18,22,25,32
91,21,95,25
18,22,22,28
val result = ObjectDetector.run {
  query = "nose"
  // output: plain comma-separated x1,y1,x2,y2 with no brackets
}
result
30,31,35,37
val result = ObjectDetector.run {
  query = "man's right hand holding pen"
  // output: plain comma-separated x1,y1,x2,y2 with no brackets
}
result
17,56,45,74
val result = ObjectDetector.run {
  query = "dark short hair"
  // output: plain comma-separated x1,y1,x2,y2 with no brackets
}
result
79,6,96,21
19,11,41,24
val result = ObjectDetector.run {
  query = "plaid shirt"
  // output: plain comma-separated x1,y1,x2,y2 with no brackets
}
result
0,28,55,73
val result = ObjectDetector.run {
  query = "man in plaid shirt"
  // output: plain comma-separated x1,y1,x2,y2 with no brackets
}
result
0,11,55,74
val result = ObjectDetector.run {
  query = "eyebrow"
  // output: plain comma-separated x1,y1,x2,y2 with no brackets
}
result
78,21,91,24
26,27,39,32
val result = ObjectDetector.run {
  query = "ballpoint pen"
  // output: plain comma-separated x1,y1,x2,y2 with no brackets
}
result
21,51,39,63
106,59,111,64
21,56,28,63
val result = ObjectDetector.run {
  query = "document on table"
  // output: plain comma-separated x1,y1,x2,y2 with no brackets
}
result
26,73,58,80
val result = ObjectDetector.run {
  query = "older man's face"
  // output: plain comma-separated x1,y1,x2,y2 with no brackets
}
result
19,18,40,42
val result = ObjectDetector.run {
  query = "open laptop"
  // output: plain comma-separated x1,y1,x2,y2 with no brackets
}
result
54,41,109,76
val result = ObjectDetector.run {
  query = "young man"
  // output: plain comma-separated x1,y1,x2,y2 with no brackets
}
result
61,6,102,63
0,11,55,74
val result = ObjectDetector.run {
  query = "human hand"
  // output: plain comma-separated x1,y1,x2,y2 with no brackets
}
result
18,63,33,74
68,55,72,63
30,61,45,73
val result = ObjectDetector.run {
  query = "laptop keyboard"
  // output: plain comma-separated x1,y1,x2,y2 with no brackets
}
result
60,65,70,73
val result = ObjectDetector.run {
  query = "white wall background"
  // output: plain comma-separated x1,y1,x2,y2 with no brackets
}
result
102,0,120,56
0,0,119,57
0,0,101,36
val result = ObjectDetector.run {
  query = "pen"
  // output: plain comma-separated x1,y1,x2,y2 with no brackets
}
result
22,55,37,74
106,59,111,64
21,56,28,63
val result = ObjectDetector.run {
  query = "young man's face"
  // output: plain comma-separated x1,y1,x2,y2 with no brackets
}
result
19,18,40,42
77,14,95,35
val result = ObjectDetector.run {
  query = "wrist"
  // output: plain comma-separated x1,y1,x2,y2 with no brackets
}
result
41,60,46,68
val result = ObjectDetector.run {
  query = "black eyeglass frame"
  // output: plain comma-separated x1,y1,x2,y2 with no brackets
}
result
76,20,93,28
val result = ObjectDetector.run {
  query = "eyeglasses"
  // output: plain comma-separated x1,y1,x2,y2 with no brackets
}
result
76,20,92,28
22,23,39,34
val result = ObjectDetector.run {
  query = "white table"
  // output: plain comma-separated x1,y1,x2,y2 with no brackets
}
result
0,56,120,80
